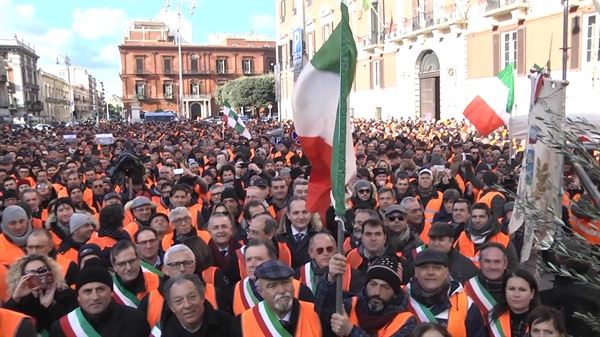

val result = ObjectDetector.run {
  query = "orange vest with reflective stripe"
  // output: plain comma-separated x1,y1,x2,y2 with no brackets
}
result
573,218,600,245
348,297,413,336
455,231,510,268
233,278,302,315
343,237,353,254
240,300,322,337
416,191,443,224
0,308,32,335
0,234,25,267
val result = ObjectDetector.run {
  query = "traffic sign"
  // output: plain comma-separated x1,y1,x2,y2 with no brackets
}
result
274,137,282,144
289,125,301,146
267,103,273,110
292,28,303,61
425,113,432,122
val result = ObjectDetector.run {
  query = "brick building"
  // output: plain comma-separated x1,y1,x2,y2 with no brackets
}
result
119,21,276,119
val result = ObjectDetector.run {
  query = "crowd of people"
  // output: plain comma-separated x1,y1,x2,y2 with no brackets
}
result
0,116,597,337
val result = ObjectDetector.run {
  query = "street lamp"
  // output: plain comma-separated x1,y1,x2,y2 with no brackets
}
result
163,0,196,120
56,54,73,121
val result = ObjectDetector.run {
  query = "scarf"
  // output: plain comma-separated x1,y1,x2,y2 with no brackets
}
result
354,288,407,336
395,226,412,243
466,218,495,244
409,276,451,307
417,186,435,198
477,272,504,301
52,221,71,239
98,227,131,241
174,229,198,244
2,226,31,247
350,195,377,210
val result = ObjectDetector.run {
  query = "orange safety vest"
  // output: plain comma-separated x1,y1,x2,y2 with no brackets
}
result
235,242,292,279
407,291,469,336
0,308,33,335
416,191,443,225
455,231,511,268
477,190,505,208
343,237,353,254
487,310,514,337
348,297,413,336
562,193,579,227
161,229,211,251
87,233,118,250
240,300,322,336
0,264,8,301
299,262,351,292
418,220,433,245
55,254,73,280
145,284,218,328
59,247,80,265
572,218,600,245
124,221,143,241
113,271,160,305
202,266,218,284
0,234,25,267
233,277,302,315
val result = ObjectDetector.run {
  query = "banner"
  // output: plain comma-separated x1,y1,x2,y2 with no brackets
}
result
63,135,76,141
95,134,114,145
508,77,566,262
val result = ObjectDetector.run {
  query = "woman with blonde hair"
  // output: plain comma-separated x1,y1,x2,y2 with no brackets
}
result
3,254,78,334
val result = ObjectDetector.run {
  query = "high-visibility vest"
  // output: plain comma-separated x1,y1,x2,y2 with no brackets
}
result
478,190,505,209
0,308,33,335
343,237,353,254
202,266,218,284
416,191,443,224
235,242,292,279
240,300,322,337
0,234,25,267
87,234,118,250
455,231,510,268
55,254,74,280
161,230,211,251
233,277,302,315
145,284,218,328
487,310,515,337
348,297,413,336
572,218,600,245
59,247,80,265
418,221,433,245
407,290,469,337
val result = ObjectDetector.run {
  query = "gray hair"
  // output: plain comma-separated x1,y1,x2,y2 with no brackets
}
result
20,188,40,200
209,184,223,193
164,274,205,306
207,213,232,229
292,179,308,190
400,196,419,209
164,244,196,265
169,206,191,222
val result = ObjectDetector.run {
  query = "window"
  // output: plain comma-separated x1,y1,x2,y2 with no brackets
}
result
323,23,333,42
242,59,254,74
502,31,517,69
190,82,200,96
135,82,145,96
163,82,173,98
280,1,286,23
163,58,172,74
217,58,227,74
372,60,381,89
191,54,199,72
135,57,144,73
584,14,600,62
370,1,382,43
307,31,315,58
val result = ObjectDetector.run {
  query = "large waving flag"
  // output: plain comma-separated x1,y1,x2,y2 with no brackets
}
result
463,62,514,136
223,101,251,139
292,2,357,215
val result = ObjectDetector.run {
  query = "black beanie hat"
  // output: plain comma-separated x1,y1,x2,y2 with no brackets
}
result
75,265,113,291
366,256,402,294
290,167,304,181
220,188,239,202
482,171,498,187
53,197,75,214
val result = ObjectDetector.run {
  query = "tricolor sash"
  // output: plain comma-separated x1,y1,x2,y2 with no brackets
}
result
240,277,261,310
464,276,497,316
140,260,163,276
254,301,293,337
488,310,510,337
412,244,427,259
299,262,316,293
59,308,101,337
112,275,140,308
150,322,162,337
406,287,439,323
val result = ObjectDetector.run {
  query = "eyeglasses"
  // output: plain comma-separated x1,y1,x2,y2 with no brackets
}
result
137,238,158,246
23,266,49,276
92,185,104,189
166,260,195,269
37,184,48,189
114,258,139,268
172,216,192,225
386,215,406,221
315,246,335,255
470,152,479,155
357,189,371,195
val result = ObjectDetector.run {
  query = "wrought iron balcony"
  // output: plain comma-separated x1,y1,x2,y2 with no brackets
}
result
361,30,385,53
136,93,146,99
135,68,145,75
478,0,529,20
164,93,174,99
183,94,211,100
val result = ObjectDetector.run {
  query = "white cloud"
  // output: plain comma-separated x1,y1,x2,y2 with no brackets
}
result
249,14,275,32
15,5,35,18
92,45,120,64
71,7,129,40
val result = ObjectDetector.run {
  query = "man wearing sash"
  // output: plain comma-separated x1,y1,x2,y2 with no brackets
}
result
110,240,159,308
160,274,232,336
50,264,150,336
423,222,478,285
232,239,314,315
464,242,509,318
295,232,364,295
405,248,486,336
231,260,323,337
315,254,417,336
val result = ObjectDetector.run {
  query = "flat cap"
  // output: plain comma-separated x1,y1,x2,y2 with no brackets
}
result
254,260,295,280
415,248,448,267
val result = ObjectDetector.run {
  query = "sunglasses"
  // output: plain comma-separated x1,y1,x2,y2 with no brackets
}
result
315,246,335,255
23,266,49,276
357,189,371,194
386,215,406,221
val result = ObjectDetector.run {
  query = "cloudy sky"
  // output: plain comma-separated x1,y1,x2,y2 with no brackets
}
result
0,0,276,96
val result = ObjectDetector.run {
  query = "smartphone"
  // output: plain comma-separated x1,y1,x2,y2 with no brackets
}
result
238,162,250,168
433,165,446,172
27,272,54,289
173,168,184,175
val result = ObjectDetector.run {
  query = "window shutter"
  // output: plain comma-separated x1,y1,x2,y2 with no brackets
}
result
493,33,500,75
571,16,581,70
517,28,526,75
380,59,384,89
370,62,374,89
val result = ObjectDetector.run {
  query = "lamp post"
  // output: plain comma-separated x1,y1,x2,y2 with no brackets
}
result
163,0,196,120
56,54,73,122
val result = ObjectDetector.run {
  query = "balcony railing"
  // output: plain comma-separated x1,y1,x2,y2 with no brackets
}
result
360,30,385,52
164,93,174,99
478,0,528,19
164,69,174,74
480,0,518,12
183,94,211,100
135,69,145,74
183,69,211,74
136,93,146,99
385,3,468,42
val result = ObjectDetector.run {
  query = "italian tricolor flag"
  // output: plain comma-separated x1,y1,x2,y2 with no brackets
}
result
223,101,251,139
292,2,357,215
463,62,514,136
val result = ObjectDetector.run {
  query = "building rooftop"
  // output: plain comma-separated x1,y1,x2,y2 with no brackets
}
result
0,35,38,57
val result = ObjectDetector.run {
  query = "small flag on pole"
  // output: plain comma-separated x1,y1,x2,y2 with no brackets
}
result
463,62,515,136
223,101,251,139
292,2,357,216
359,0,371,20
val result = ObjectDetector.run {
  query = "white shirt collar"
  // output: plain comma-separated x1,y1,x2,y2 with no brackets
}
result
291,226,308,237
